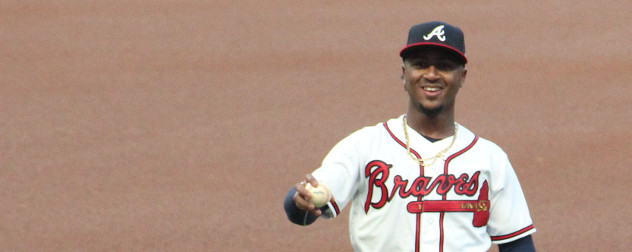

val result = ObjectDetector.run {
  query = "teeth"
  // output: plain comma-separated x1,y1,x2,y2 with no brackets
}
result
424,87,441,91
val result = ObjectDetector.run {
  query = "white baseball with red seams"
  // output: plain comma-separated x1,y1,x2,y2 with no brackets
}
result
313,115,535,252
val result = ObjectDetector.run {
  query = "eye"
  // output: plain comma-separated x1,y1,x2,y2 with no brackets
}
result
436,61,458,71
411,60,431,69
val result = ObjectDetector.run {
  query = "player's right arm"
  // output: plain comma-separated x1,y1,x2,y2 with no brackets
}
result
284,125,373,225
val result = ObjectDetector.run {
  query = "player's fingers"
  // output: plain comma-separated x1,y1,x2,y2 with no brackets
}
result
295,181,311,199
293,181,314,208
293,191,320,215
293,191,309,207
309,208,322,217
294,180,324,216
305,173,319,187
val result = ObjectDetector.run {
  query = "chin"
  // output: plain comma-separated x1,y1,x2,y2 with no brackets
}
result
417,104,444,117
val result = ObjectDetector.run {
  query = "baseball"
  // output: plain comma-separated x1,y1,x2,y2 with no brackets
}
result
305,183,331,207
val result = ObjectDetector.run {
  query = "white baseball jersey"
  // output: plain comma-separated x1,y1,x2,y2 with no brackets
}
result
314,115,535,252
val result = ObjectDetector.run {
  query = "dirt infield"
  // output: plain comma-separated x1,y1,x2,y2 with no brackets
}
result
2,1,631,251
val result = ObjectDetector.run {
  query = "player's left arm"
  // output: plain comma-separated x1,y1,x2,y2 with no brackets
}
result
498,235,535,252
487,147,536,243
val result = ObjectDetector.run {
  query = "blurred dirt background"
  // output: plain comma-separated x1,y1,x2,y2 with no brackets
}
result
1,0,631,251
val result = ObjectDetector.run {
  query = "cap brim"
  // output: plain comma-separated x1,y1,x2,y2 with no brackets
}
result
400,42,467,64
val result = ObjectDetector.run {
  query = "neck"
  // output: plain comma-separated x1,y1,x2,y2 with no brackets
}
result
405,108,456,139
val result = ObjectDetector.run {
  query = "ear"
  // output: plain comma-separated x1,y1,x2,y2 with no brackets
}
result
459,68,468,87
401,65,407,91
401,65,406,83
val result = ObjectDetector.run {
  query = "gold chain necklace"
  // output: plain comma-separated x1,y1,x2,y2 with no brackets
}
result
402,116,458,166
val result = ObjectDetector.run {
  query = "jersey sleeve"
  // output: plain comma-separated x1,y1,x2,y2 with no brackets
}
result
311,127,370,219
487,150,536,243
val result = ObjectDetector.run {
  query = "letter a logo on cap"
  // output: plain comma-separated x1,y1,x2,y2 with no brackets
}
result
423,25,446,41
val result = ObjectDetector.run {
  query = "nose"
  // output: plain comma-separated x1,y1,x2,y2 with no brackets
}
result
423,65,440,81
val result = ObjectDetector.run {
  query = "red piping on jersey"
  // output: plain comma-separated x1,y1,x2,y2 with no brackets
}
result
444,135,479,170
384,122,480,252
383,122,425,252
491,224,535,241
383,122,423,165
439,136,479,252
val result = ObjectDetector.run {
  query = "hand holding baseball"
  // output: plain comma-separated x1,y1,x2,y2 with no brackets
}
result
304,183,331,208
293,174,332,216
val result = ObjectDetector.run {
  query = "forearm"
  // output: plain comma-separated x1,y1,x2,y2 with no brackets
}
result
498,235,535,252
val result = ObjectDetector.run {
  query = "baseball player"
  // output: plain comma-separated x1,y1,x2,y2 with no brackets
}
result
284,21,536,251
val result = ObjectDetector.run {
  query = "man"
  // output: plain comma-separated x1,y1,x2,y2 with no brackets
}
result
284,21,536,252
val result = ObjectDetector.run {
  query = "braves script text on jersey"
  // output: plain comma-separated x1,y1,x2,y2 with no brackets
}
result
315,115,536,252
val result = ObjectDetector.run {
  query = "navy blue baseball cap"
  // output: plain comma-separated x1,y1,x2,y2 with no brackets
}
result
400,21,467,64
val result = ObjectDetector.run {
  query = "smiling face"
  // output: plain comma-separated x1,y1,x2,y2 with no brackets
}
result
402,47,467,117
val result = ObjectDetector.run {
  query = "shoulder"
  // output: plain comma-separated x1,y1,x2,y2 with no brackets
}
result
474,137,505,155
457,124,509,158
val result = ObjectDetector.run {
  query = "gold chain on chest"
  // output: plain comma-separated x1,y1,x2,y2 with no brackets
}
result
402,116,458,166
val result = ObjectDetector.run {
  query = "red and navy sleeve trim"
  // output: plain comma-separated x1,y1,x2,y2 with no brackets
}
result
491,224,536,241
330,200,341,216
